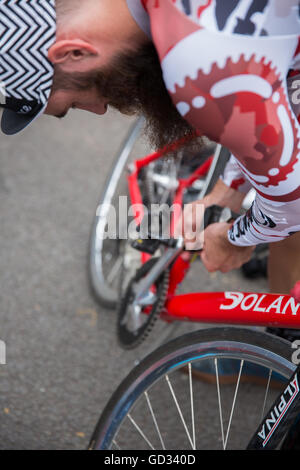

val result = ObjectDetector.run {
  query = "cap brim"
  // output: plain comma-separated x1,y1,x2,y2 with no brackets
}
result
1,104,45,136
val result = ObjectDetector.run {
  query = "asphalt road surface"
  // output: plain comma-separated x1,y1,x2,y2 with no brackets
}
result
0,108,268,450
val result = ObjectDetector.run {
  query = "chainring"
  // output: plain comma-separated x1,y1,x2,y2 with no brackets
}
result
117,257,170,350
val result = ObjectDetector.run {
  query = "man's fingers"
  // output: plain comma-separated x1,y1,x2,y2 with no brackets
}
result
173,214,183,239
181,251,192,261
175,202,205,241
200,250,218,272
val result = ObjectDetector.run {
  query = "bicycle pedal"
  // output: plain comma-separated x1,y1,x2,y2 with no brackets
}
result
131,238,161,255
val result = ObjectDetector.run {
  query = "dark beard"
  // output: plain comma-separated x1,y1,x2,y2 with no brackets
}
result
93,43,197,150
52,43,198,150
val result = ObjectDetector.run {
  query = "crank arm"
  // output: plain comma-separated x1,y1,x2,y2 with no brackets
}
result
132,238,184,305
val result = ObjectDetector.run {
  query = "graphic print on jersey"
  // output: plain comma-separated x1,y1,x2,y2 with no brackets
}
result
212,0,270,35
183,0,300,37
143,0,300,245
171,55,300,203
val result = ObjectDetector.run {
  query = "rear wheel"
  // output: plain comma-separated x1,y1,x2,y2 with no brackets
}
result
89,118,145,308
89,121,220,309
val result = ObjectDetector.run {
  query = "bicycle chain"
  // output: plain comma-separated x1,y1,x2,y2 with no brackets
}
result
117,258,170,350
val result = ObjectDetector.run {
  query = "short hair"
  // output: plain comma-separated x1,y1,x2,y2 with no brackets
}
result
55,0,82,24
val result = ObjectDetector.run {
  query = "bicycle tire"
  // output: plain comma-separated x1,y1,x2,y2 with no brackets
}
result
89,117,145,308
89,327,295,450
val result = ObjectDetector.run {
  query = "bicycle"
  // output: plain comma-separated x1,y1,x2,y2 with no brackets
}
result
87,126,300,449
89,117,226,310
88,117,257,355
89,223,300,449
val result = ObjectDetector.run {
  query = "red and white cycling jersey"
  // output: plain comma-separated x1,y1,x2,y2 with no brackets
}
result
126,0,300,246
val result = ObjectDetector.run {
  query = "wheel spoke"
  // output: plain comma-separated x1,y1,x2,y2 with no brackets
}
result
215,358,225,449
224,360,244,449
106,256,123,285
165,374,195,450
112,439,121,450
144,391,166,450
188,363,196,450
261,369,272,422
127,413,155,450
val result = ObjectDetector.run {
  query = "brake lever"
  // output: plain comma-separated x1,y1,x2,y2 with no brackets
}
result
204,204,239,227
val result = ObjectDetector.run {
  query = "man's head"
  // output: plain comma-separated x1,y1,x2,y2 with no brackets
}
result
49,0,195,148
1,0,195,148
0,0,124,134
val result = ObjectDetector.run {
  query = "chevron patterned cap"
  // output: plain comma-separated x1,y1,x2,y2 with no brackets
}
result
0,0,56,135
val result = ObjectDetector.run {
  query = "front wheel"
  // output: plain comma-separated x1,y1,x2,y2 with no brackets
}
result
89,327,294,450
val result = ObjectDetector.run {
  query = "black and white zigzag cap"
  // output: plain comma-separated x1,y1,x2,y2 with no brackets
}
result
0,0,56,135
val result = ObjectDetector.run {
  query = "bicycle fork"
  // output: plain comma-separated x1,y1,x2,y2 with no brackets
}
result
247,362,300,449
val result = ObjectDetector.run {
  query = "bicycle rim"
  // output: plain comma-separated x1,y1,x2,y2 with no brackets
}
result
90,327,295,450
89,117,145,308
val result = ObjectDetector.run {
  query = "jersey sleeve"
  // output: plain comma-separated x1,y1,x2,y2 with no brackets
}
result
227,70,300,247
228,189,300,246
221,154,252,195
145,0,300,247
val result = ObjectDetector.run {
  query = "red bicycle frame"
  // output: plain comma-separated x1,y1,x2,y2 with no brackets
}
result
127,148,300,331
166,290,300,329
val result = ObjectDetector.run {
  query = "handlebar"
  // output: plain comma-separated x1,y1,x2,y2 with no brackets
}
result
131,205,239,254
131,205,240,305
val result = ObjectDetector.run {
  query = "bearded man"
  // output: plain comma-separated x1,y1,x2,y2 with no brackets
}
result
1,0,300,305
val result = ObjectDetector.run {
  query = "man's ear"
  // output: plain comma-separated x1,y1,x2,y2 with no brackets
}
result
48,39,99,72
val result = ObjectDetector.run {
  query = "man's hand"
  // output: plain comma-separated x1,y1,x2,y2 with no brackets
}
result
200,222,255,273
174,200,206,252
174,178,255,272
